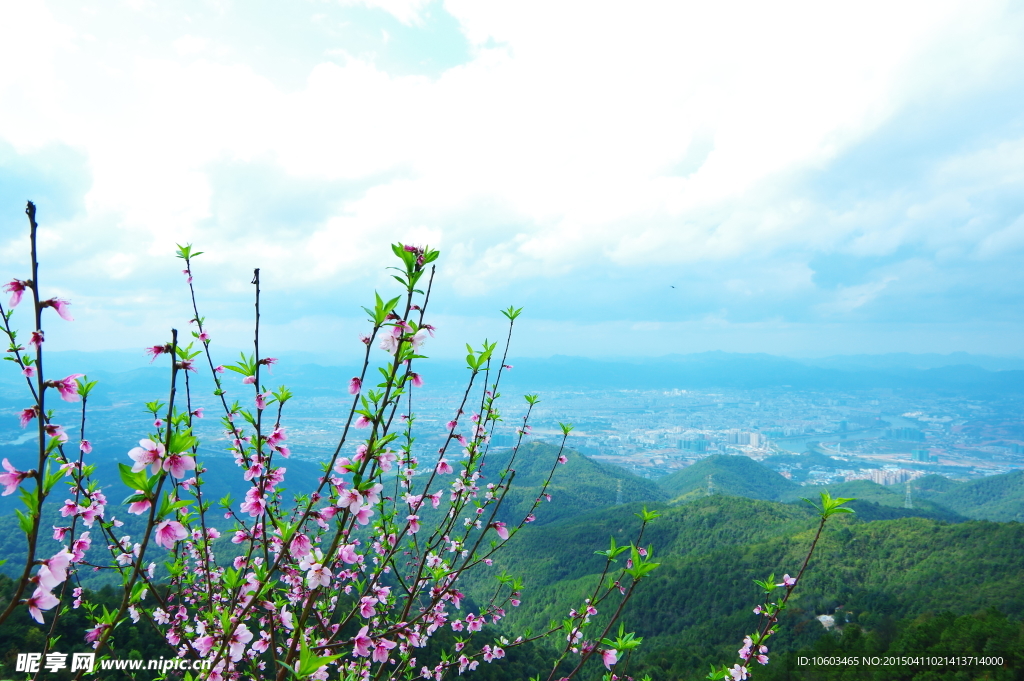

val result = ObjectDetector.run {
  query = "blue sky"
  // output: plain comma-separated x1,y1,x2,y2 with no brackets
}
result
2,1,1024,361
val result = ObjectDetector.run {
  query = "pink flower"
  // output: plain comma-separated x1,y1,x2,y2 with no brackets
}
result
80,440,92,454
355,415,372,428
352,626,373,657
380,328,402,355
128,439,165,474
777,574,796,587
0,458,30,495
49,374,84,402
71,531,91,561
266,427,287,449
359,596,377,618
228,623,253,662
558,454,568,464
255,392,269,410
45,549,73,582
3,279,29,308
78,503,103,527
411,329,429,351
155,520,187,549
191,408,204,419
492,522,509,541
354,506,374,525
739,637,751,659
29,330,43,349
306,563,332,589
53,525,70,541
372,638,397,663
338,544,360,564
240,488,266,517
85,623,108,646
128,493,152,515
410,373,423,387
19,406,39,428
145,344,170,362
214,365,225,373
601,649,618,669
37,563,62,591
436,458,453,475
195,635,215,656
242,375,256,385
22,365,35,378
407,515,420,534
349,377,362,394
162,452,196,479
44,423,67,443
729,664,750,680
40,298,73,321
25,587,59,623
290,533,311,558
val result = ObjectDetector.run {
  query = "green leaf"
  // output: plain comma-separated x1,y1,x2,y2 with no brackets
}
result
15,508,33,534
176,243,203,260
76,375,99,398
804,490,856,519
297,636,345,678
500,305,523,321
118,463,148,491
168,429,199,454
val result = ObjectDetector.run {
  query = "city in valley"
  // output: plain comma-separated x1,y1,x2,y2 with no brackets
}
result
3,359,1022,490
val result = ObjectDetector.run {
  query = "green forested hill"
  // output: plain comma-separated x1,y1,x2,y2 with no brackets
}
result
807,470,1024,523
925,469,1024,522
656,454,799,502
471,495,1024,680
485,442,668,526
783,479,967,523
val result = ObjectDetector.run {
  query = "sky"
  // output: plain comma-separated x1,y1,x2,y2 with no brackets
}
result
2,0,1024,362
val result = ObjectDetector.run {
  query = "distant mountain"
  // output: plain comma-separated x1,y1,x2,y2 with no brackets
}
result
801,351,1024,372
13,349,1024,393
656,454,799,502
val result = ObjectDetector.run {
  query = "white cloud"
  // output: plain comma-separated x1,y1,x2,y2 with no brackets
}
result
2,0,1024,355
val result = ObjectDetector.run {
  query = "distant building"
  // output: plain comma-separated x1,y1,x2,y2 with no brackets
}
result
888,427,925,442
726,431,751,445
847,468,923,485
681,439,709,452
